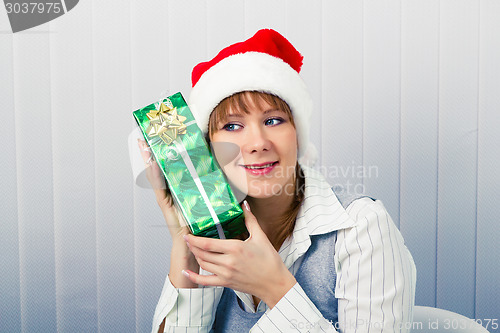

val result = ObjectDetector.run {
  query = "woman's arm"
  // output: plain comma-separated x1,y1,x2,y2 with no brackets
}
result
180,201,297,308
183,203,338,332
139,140,224,333
138,139,199,288
248,198,416,333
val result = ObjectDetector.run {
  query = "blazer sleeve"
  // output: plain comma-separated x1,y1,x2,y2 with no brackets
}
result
334,198,417,332
151,274,224,333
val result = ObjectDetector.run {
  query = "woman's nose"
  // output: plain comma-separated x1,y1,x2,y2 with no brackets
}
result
243,126,272,153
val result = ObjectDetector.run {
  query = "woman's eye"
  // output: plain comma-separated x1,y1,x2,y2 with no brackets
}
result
265,117,284,126
222,123,242,131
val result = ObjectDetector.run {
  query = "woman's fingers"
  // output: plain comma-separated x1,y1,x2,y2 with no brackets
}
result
184,235,248,286
191,257,227,280
137,139,154,167
184,234,238,254
137,139,167,191
137,139,173,210
137,140,183,235
182,269,224,287
186,241,228,266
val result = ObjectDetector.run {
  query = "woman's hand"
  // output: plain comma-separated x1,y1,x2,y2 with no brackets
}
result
182,201,297,308
138,139,199,288
138,139,184,239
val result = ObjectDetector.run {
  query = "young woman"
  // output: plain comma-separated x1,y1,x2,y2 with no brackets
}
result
140,29,416,333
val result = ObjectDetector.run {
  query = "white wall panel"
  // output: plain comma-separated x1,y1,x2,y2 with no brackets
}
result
92,0,135,331
363,0,402,226
321,0,364,188
400,0,439,308
130,1,171,332
0,12,21,333
244,0,286,38
13,26,57,332
130,0,169,109
286,0,323,167
168,0,207,96
437,0,479,318
50,1,98,331
476,0,500,326
207,0,245,56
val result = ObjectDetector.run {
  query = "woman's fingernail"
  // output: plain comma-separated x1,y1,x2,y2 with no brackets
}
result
181,270,190,278
243,200,250,212
183,234,188,241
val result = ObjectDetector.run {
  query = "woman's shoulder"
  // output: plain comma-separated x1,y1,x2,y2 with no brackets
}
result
330,184,375,210
301,166,390,227
342,196,390,225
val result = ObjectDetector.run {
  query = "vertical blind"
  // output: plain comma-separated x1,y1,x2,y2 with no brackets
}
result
1,0,499,332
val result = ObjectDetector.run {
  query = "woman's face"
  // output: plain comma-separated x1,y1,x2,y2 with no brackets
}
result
210,94,298,199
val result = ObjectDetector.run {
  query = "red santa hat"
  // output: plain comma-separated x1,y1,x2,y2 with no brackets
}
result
188,29,316,165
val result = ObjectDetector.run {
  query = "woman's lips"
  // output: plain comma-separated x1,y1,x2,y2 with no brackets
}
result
241,161,279,176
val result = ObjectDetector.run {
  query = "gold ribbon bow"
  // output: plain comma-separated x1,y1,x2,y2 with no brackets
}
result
146,102,187,145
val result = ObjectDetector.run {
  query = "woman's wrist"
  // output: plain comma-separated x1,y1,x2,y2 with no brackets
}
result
168,271,198,289
262,271,297,309
168,239,199,288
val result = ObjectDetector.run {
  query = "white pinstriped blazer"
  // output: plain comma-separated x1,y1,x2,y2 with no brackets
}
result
152,166,416,332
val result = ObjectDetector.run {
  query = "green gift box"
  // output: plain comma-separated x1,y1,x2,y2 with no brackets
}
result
133,92,247,239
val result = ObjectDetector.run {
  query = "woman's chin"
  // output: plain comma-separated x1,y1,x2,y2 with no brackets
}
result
245,183,287,199
223,166,294,200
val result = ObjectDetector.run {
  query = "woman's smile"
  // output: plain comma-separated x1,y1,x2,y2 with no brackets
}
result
241,161,279,175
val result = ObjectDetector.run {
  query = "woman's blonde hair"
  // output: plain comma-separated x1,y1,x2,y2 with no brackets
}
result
207,91,305,248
